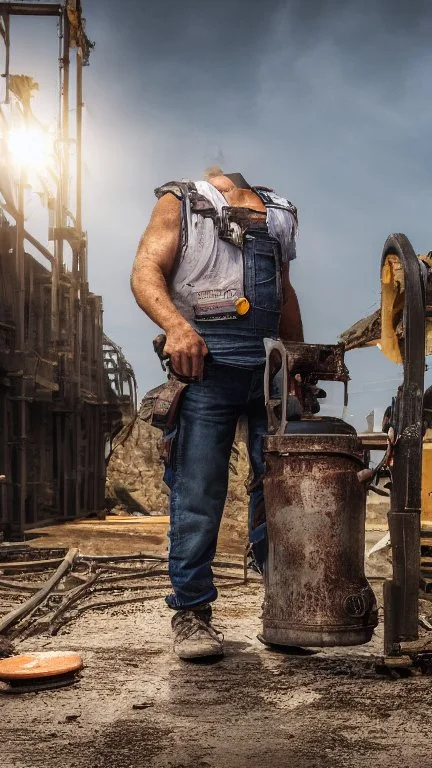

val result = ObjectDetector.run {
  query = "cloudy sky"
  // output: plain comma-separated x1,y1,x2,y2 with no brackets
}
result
3,0,432,429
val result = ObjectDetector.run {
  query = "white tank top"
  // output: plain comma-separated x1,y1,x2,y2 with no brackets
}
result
155,180,298,322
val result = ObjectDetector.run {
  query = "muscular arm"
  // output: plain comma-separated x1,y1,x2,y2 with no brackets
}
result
279,263,304,342
130,194,208,378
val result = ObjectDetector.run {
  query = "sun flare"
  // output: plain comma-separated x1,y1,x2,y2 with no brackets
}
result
7,126,53,170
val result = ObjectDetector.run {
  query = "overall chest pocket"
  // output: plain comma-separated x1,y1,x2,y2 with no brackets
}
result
253,240,282,311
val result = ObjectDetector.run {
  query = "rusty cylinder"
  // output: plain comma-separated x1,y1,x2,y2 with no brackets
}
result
262,428,378,647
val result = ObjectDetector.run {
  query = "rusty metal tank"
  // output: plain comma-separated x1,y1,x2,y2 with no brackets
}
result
262,419,378,647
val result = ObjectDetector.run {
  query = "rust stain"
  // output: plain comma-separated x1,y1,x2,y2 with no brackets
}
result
262,432,378,647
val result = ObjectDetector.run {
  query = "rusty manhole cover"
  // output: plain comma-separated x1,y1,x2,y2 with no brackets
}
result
0,651,83,680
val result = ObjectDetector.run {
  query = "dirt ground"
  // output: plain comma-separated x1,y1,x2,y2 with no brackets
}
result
1,522,432,768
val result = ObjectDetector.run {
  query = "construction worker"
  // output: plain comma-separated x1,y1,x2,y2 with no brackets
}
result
131,168,303,659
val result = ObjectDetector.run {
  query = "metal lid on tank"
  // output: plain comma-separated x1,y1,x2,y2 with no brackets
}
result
283,417,356,436
264,419,363,459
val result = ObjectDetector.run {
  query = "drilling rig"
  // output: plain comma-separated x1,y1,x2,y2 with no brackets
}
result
0,1,136,538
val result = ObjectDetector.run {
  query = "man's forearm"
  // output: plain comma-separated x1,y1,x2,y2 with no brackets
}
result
279,282,304,342
131,252,208,378
131,192,191,334
130,259,188,334
132,194,208,378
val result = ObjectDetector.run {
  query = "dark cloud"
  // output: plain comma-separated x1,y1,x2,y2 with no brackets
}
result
85,0,432,424
3,0,432,425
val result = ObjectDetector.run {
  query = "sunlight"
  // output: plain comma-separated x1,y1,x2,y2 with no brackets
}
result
7,125,53,170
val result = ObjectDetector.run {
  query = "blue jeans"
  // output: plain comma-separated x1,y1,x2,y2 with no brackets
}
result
164,363,268,610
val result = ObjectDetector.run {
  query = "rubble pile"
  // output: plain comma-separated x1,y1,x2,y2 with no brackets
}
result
106,418,250,545
106,419,169,515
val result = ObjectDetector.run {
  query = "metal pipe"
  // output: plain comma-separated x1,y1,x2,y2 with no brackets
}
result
0,547,79,635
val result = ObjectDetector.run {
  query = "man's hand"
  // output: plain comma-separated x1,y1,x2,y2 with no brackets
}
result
164,322,208,380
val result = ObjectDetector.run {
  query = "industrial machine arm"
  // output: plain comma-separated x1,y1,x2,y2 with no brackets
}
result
381,234,425,655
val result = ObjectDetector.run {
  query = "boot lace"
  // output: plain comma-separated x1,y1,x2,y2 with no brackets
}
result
173,610,223,644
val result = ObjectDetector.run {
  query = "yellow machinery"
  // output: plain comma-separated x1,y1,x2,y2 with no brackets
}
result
421,431,432,528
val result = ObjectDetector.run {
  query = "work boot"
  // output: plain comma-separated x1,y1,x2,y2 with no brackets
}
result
171,604,224,660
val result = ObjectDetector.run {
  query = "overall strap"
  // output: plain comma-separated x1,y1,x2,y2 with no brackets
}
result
252,187,298,263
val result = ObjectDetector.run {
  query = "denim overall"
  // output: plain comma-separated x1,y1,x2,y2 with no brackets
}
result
193,224,282,367
165,224,282,609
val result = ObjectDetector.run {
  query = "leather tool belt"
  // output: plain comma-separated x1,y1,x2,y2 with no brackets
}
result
139,377,187,431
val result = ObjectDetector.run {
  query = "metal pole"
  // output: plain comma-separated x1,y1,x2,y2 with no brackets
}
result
74,43,83,389
76,48,83,239
15,166,27,535
73,33,84,516
60,4,69,255
18,375,27,534
50,5,63,345
2,12,10,104
51,4,70,344
16,166,25,350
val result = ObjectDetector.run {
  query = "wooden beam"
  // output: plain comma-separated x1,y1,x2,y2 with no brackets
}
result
0,3,62,16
